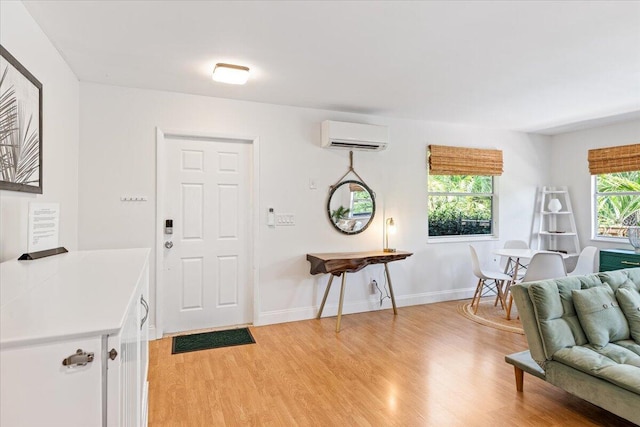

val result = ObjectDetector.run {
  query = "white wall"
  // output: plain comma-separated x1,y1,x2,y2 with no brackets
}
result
78,82,551,334
550,119,640,253
0,1,79,261
3,0,637,341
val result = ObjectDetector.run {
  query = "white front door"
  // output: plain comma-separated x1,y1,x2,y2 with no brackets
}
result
162,136,252,334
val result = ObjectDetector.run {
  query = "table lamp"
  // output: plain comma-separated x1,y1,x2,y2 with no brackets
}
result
384,217,396,252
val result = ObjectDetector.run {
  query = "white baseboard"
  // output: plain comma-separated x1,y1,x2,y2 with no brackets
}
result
148,325,159,341
254,288,475,326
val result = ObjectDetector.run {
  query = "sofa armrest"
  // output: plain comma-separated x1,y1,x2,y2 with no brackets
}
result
510,283,548,367
505,350,546,391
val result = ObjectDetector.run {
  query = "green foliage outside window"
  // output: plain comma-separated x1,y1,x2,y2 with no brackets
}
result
596,171,640,237
428,175,494,236
351,190,373,216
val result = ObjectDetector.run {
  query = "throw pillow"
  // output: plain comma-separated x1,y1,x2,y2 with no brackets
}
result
616,287,640,343
572,286,630,348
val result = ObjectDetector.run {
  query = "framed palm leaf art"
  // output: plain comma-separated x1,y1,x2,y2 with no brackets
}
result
0,45,43,194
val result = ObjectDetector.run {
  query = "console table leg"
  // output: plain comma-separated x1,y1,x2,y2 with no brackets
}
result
336,273,347,332
384,263,398,315
317,274,334,319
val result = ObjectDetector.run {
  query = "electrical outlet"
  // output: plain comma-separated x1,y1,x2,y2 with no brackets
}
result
370,279,377,295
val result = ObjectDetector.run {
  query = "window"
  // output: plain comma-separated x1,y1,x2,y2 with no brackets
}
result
427,145,502,238
593,171,640,238
350,190,373,216
588,143,640,240
428,175,495,237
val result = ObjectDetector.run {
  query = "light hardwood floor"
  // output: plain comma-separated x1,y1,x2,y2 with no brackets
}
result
148,300,635,426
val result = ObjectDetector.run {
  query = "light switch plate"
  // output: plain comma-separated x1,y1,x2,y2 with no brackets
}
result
275,213,295,226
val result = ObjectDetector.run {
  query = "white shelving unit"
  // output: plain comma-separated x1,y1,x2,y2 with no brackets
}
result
533,186,580,257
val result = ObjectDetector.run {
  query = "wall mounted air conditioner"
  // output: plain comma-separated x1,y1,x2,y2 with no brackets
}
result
321,120,388,151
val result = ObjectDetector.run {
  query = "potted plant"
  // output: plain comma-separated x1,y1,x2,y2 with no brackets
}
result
331,206,350,222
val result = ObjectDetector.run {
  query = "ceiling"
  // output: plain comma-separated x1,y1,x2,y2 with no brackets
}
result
22,0,640,135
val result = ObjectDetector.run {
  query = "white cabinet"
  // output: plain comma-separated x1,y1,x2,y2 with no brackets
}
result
0,249,150,426
108,263,150,427
1,336,103,425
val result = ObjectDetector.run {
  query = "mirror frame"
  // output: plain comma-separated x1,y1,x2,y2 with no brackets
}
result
326,179,376,235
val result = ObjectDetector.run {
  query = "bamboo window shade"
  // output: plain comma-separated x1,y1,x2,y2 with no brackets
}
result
428,145,503,176
349,183,365,192
588,143,640,175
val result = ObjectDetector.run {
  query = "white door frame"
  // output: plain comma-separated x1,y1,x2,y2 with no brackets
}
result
154,128,260,339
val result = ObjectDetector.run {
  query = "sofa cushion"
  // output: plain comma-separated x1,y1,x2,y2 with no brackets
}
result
599,268,640,292
572,286,630,348
615,339,640,357
575,272,607,290
616,286,640,343
552,343,640,395
528,280,587,358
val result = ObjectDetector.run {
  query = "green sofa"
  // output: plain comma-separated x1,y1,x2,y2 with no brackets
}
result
507,268,640,424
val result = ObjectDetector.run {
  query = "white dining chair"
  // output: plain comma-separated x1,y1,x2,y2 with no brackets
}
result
469,245,513,314
521,252,567,283
506,251,567,319
503,239,528,250
568,246,598,276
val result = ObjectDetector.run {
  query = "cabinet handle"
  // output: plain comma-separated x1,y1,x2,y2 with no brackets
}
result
140,295,149,330
621,261,640,266
62,349,94,367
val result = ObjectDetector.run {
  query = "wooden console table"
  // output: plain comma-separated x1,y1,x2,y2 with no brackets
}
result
306,250,413,332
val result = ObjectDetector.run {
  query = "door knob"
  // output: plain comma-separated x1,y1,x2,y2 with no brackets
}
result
164,241,173,249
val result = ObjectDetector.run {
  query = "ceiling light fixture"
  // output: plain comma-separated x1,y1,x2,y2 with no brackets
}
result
212,63,250,85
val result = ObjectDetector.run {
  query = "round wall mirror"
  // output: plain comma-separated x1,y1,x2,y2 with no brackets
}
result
327,180,376,235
